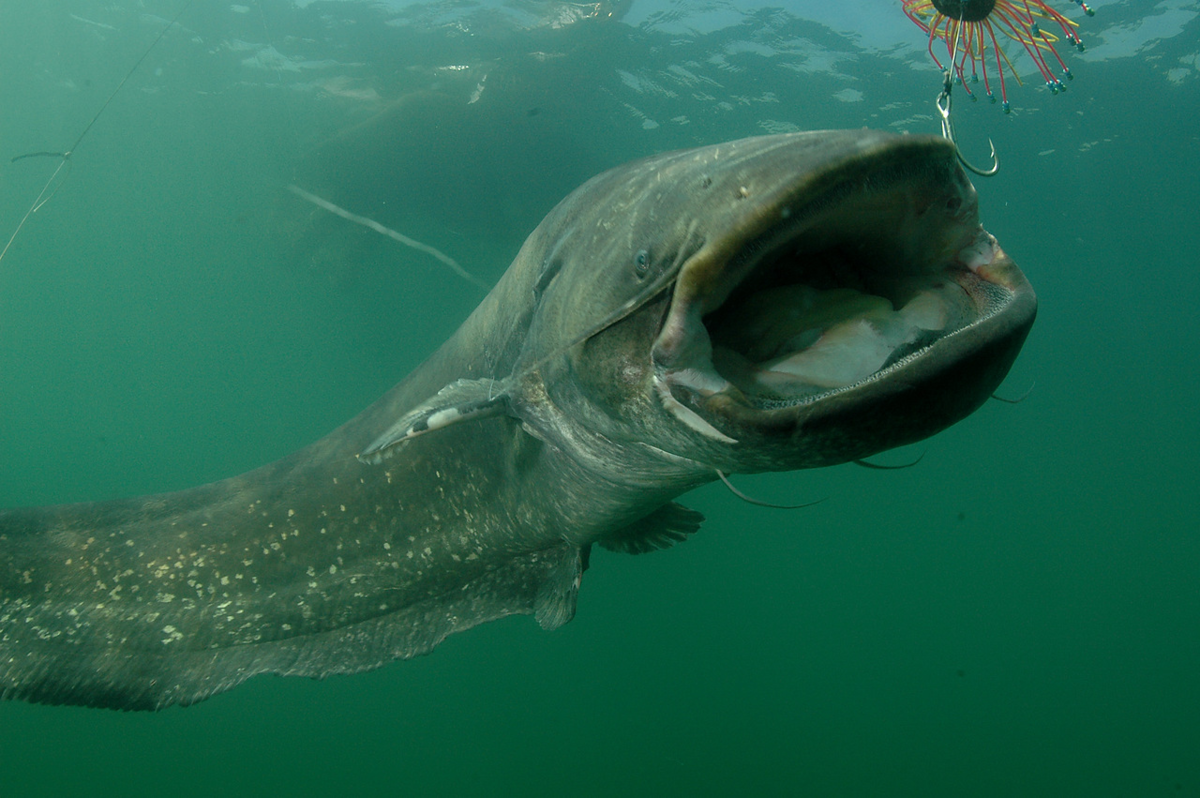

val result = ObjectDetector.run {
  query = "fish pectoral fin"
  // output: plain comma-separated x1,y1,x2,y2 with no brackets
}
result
359,377,511,463
534,544,590,631
598,503,705,555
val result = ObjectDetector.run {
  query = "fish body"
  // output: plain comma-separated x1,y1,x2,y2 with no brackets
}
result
0,130,1035,709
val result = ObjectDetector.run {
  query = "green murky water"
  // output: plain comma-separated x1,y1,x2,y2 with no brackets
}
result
2,2,1198,795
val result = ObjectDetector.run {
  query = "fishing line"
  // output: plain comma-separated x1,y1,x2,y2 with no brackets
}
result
0,0,196,267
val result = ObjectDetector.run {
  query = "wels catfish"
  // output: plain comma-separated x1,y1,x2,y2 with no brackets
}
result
0,130,1035,710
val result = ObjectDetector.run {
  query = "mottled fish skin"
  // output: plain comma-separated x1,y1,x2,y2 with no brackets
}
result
1,130,1035,710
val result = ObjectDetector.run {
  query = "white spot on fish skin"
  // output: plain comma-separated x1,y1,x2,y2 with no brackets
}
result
288,509,295,517
329,565,338,575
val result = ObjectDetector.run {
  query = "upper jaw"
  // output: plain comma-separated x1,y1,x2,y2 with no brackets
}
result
647,142,1036,465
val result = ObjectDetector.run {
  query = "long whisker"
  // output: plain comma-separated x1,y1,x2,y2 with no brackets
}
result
715,470,826,510
991,380,1036,404
853,452,925,470
287,185,489,292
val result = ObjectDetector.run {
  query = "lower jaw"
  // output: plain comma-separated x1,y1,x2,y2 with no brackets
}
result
708,285,1034,472
660,261,1007,419
709,274,977,405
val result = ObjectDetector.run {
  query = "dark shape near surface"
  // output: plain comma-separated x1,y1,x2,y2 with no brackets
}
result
1,130,1035,710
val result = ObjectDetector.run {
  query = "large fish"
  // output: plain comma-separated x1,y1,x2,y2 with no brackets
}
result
0,130,1035,710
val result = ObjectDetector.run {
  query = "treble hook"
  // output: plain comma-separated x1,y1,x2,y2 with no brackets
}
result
937,70,998,177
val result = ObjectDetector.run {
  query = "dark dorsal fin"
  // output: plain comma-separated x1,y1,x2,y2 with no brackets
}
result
599,503,704,555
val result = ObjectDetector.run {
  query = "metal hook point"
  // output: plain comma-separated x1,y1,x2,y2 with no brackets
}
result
937,70,999,177
957,137,999,176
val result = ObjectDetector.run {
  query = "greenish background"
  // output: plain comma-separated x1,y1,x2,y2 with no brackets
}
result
1,1,1197,795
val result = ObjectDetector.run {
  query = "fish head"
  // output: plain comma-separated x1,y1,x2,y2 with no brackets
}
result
524,130,1036,477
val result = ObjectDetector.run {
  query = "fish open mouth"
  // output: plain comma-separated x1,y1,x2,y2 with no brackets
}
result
650,137,1036,449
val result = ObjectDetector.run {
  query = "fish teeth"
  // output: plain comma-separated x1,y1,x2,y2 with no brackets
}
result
955,230,1000,273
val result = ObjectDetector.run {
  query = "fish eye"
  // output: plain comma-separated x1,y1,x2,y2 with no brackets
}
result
633,249,651,277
